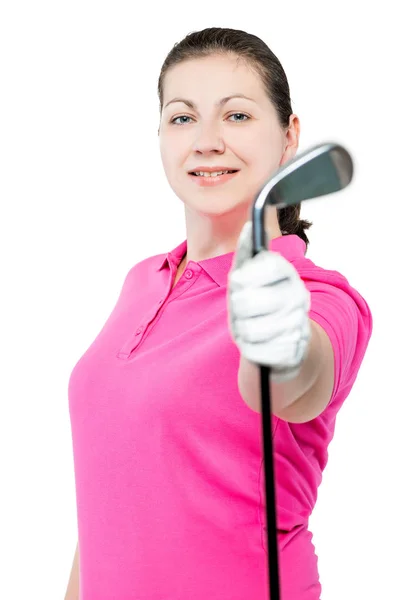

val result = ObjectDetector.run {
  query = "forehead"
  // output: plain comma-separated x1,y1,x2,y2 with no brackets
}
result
163,54,266,102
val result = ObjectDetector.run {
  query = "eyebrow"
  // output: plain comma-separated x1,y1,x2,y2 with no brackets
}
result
164,94,257,110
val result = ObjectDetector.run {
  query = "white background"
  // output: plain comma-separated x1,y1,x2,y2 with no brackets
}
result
0,2,398,599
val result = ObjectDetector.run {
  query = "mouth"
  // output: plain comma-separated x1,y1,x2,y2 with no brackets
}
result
188,169,240,187
189,170,239,177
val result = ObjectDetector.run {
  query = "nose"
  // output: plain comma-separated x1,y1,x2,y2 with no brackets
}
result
192,123,225,154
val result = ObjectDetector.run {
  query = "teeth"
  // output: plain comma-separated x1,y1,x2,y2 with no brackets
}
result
194,170,233,177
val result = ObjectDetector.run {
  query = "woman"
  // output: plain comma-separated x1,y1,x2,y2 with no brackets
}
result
66,27,373,600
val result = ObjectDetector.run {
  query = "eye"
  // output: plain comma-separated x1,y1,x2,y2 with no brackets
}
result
170,115,193,125
228,113,250,122
170,112,250,126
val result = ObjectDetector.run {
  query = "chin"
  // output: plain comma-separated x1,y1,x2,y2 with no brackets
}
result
184,195,250,217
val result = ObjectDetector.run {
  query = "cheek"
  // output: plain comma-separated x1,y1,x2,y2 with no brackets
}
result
231,125,280,158
160,146,177,177
247,131,284,179
159,133,186,171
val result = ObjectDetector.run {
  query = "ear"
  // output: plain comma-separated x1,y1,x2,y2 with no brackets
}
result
279,114,300,167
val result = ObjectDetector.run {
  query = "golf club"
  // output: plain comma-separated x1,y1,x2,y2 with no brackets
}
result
250,142,354,599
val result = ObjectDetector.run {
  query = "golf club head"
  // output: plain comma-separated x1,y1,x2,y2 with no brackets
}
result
251,142,354,253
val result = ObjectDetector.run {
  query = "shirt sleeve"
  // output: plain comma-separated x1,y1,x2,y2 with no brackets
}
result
301,268,373,407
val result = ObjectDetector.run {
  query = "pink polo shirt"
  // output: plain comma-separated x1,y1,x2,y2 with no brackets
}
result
68,234,373,600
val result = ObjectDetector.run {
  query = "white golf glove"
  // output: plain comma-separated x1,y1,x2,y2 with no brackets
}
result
227,221,312,383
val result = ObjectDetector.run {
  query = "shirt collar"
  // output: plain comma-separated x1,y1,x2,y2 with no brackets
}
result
155,234,306,287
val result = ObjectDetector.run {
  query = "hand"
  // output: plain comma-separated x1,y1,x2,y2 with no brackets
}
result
227,221,312,383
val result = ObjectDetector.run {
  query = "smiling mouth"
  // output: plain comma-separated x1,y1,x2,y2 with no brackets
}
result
189,170,239,177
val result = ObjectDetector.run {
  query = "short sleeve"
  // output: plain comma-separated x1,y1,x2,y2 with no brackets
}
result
301,270,373,407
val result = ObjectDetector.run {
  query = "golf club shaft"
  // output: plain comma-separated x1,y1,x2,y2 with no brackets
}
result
260,365,281,599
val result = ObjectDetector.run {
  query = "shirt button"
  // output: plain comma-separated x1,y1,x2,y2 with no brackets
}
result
185,270,193,279
135,326,144,335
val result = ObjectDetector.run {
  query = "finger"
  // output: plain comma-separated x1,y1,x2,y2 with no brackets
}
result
229,250,297,290
230,277,309,319
239,333,309,369
234,306,306,343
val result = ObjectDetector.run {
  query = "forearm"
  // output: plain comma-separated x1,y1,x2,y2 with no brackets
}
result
237,319,323,415
64,542,79,600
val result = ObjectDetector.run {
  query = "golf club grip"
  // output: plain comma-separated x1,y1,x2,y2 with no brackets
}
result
260,365,281,600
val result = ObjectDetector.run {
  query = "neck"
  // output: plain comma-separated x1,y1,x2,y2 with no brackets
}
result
181,205,282,264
